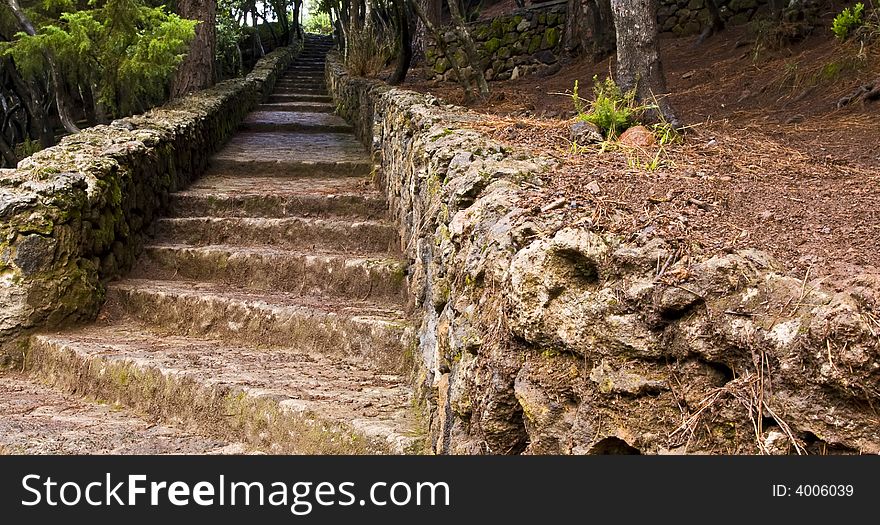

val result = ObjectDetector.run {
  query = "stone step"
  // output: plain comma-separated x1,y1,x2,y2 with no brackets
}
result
277,77,325,85
267,93,332,103
132,244,408,301
167,176,387,219
103,279,413,371
280,70,324,77
272,89,329,98
0,371,245,454
27,324,423,454
152,216,398,253
209,132,371,177
240,111,351,133
257,102,335,113
275,81,326,90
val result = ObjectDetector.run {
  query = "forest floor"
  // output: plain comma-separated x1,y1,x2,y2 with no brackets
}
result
402,24,880,285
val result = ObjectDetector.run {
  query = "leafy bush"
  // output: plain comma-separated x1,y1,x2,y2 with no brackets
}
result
832,3,865,41
1,0,196,117
574,76,640,139
304,12,332,35
344,21,396,77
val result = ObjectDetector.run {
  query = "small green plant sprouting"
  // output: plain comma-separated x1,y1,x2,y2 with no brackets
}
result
574,76,645,139
832,3,865,41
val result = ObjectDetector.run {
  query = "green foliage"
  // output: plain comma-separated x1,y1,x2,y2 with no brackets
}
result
217,0,245,78
303,11,332,34
2,0,196,117
14,137,42,159
574,76,640,139
832,3,865,41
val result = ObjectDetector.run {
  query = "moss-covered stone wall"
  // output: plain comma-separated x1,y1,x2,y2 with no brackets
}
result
424,0,770,83
0,43,301,363
327,53,880,455
426,4,567,82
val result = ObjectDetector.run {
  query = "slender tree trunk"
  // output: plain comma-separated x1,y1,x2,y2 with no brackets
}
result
250,2,265,58
413,0,441,62
172,0,217,98
610,0,678,125
0,133,17,167
293,0,304,39
695,0,725,45
6,0,80,134
564,0,615,59
80,83,98,126
387,0,412,84
408,0,475,101
446,0,488,98
2,56,54,147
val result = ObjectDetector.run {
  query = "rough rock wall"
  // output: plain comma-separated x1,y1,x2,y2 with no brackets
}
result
424,0,769,82
0,44,301,362
327,54,880,455
426,4,567,82
659,0,768,36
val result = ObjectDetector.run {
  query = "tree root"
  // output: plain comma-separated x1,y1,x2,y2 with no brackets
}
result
837,77,880,108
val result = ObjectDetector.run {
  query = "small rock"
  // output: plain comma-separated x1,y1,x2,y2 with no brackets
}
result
585,180,601,195
511,66,520,80
516,19,531,31
570,121,603,145
533,50,557,64
618,125,656,148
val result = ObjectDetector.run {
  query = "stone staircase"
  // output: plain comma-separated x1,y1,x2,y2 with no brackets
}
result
1,35,424,455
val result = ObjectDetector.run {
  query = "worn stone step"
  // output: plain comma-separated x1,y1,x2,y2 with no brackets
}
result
257,102,335,113
271,89,329,98
274,83,326,92
133,244,408,301
167,176,387,219
0,371,245,455
276,79,325,86
267,93,332,103
240,111,351,133
152,216,398,253
27,324,424,454
280,70,324,78
104,279,412,371
209,132,371,177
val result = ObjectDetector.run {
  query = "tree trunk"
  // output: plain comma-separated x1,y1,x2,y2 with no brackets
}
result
610,0,678,126
6,0,80,134
0,134,17,167
408,0,475,101
564,0,615,60
171,0,217,98
293,0,304,39
446,0,488,98
2,55,54,148
388,0,412,84
413,0,441,62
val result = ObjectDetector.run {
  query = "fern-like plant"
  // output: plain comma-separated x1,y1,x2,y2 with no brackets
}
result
832,3,865,41
575,76,642,139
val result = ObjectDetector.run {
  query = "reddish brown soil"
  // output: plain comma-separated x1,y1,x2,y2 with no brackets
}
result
403,25,880,283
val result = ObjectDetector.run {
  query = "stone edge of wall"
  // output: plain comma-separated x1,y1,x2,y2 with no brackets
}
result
0,42,302,362
326,53,879,455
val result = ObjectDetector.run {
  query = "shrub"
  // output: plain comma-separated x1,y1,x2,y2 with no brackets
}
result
832,3,865,41
574,76,640,139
